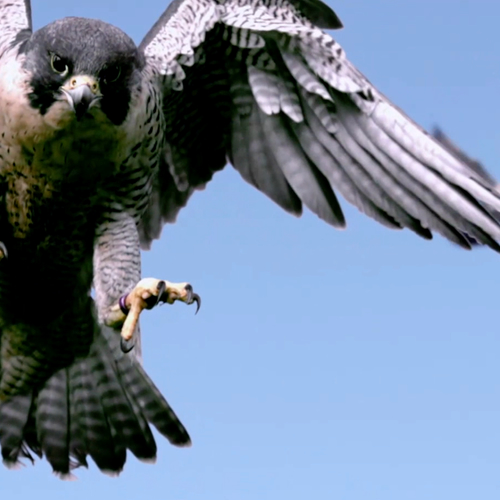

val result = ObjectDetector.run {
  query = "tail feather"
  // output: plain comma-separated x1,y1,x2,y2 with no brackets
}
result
91,333,158,463
70,354,125,473
66,364,88,469
116,357,191,447
22,396,42,461
99,325,191,448
0,392,33,466
0,324,191,476
36,369,70,475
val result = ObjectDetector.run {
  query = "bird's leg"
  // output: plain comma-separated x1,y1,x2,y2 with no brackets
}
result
115,278,200,352
93,214,200,355
93,214,144,357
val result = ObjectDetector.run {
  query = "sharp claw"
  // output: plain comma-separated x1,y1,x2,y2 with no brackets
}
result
184,285,201,314
120,337,135,353
192,293,201,314
144,280,166,309
156,280,166,306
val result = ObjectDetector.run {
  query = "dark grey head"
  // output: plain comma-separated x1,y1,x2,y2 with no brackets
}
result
20,17,144,125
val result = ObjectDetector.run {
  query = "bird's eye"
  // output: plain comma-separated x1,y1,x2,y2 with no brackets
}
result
101,65,121,84
50,54,69,76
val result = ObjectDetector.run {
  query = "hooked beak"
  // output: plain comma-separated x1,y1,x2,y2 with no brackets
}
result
61,75,101,120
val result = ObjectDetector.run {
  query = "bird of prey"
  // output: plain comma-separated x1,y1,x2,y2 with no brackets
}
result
1,0,500,479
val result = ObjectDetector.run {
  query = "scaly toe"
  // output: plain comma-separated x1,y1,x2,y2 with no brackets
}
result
159,282,201,313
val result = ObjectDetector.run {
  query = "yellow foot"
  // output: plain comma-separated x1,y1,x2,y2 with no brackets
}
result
118,278,200,353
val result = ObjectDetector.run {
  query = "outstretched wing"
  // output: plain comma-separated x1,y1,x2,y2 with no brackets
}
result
432,127,500,247
138,0,500,251
432,127,498,186
0,0,31,58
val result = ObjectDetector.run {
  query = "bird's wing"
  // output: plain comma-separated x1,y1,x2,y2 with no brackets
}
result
431,127,500,246
0,0,31,58
432,127,498,186
138,0,500,251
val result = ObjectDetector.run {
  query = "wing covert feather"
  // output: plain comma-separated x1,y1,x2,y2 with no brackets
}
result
0,0,31,58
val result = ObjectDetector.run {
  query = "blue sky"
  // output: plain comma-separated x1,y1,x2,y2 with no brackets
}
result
2,1,500,499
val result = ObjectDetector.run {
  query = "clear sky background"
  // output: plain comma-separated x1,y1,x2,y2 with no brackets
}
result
2,1,500,499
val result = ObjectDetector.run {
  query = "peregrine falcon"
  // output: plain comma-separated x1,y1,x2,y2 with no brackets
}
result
0,0,500,478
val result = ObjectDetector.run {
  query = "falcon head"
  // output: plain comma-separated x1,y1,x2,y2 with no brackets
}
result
20,17,144,126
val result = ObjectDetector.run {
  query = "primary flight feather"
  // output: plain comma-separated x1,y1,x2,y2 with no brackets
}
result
0,0,498,477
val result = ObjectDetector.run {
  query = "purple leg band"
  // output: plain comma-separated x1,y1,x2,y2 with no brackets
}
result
119,295,129,315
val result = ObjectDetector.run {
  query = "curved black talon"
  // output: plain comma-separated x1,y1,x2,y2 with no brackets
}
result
144,280,166,309
121,337,135,353
185,285,201,314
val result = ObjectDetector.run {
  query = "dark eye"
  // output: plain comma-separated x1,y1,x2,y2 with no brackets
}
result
50,53,69,76
101,65,121,84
